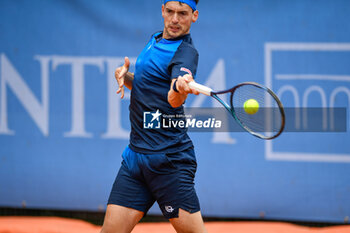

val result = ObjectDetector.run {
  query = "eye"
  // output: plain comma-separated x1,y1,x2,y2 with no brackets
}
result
180,11,188,16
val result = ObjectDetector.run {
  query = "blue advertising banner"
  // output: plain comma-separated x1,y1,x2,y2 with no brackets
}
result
1,0,349,223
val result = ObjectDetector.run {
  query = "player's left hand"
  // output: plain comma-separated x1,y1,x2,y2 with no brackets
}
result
115,57,130,99
176,74,199,95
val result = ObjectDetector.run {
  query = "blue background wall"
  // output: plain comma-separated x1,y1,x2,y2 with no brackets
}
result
1,0,350,223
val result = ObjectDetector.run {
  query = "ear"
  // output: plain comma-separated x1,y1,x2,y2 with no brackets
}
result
192,10,199,23
162,4,165,18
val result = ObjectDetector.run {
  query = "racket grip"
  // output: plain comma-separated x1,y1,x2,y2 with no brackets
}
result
188,81,213,96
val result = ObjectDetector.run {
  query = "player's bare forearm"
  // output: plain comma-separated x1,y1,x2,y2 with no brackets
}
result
168,75,198,108
168,85,188,108
124,72,134,90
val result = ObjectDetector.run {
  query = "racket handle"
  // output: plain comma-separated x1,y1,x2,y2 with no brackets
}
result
188,81,213,96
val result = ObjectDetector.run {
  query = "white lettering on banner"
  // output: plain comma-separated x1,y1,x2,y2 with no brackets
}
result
0,54,132,139
52,56,105,138
0,54,49,136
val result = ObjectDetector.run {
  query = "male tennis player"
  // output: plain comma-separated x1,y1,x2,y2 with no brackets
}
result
100,1,207,232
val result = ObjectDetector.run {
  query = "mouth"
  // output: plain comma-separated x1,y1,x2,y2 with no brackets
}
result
169,25,181,33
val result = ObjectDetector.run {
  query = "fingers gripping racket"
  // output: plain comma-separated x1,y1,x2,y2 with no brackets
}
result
188,81,285,139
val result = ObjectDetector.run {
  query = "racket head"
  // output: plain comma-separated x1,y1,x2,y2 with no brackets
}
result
224,82,285,139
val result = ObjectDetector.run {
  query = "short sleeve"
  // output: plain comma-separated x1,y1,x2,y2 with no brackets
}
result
168,42,199,80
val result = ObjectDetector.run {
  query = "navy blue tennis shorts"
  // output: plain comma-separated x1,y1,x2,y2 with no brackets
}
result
107,145,200,219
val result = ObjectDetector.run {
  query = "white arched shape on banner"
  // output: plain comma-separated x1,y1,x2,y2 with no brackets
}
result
329,86,350,131
302,85,327,130
277,85,300,129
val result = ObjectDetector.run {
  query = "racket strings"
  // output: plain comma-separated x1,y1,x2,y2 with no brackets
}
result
232,84,283,138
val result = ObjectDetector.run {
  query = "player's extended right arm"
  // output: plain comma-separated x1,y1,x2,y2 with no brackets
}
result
168,74,199,108
115,57,134,99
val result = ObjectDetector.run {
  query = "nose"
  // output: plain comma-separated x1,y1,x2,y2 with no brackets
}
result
171,13,179,24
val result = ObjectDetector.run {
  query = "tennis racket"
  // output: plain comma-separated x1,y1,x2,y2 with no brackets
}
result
188,81,285,139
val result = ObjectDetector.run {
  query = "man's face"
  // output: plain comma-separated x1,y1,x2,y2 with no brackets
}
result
162,1,198,39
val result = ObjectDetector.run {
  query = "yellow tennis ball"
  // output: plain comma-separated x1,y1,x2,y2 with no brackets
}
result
244,99,259,115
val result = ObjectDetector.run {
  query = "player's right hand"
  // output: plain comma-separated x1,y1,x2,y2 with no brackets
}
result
115,56,130,99
176,74,199,95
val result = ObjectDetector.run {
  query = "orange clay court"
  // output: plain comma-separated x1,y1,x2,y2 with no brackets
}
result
1,217,350,233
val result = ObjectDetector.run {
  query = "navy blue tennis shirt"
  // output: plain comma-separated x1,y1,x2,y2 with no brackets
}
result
129,32,199,154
